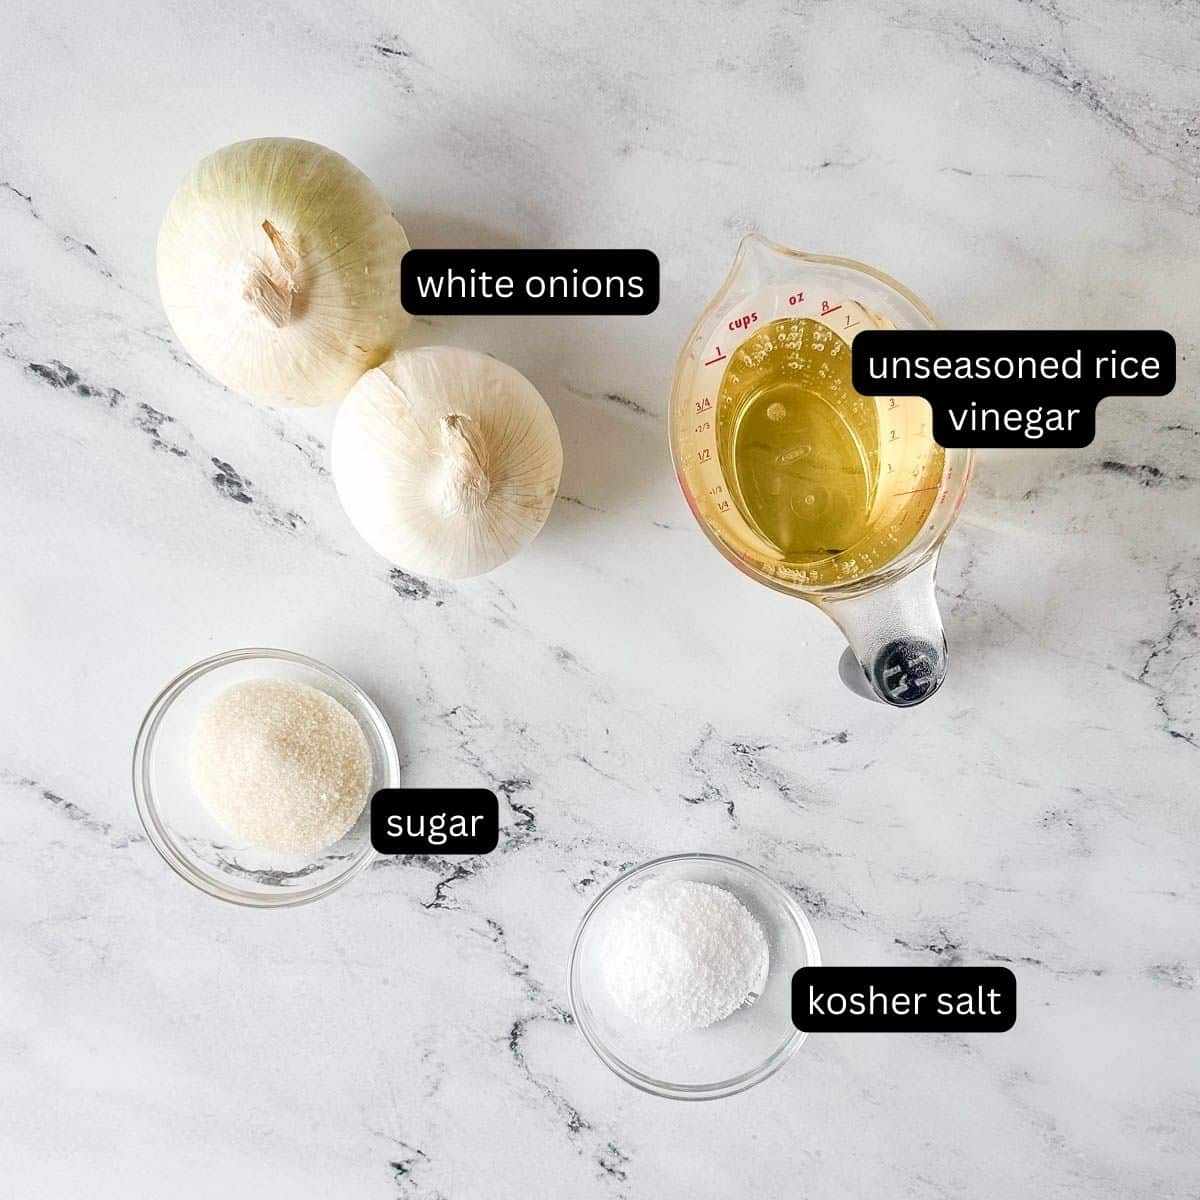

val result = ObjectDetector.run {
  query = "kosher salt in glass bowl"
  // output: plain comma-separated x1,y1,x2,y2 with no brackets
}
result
569,853,821,1100
133,648,399,907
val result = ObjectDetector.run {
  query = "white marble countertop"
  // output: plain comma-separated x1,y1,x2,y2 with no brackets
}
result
2,1,1198,1196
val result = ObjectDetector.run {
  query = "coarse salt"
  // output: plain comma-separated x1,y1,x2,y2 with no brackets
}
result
599,878,769,1031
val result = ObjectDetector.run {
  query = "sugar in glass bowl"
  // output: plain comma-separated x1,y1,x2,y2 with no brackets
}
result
133,648,399,907
569,853,821,1100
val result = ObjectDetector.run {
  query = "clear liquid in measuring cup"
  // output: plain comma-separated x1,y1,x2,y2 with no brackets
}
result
715,316,943,586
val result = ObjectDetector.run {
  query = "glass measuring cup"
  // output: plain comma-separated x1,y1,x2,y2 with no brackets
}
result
668,235,974,707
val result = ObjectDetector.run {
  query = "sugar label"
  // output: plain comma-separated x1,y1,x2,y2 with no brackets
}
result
371,789,499,855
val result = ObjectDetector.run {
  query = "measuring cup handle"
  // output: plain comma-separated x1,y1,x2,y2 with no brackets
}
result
824,555,948,707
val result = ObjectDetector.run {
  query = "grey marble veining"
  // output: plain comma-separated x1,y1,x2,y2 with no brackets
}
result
1,0,1198,1196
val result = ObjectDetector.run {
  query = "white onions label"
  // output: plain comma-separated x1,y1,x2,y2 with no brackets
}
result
401,250,659,315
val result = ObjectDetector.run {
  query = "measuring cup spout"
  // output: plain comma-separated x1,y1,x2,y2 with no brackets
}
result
823,556,948,707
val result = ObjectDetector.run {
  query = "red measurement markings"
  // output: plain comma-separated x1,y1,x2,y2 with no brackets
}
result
704,347,727,366
820,300,842,316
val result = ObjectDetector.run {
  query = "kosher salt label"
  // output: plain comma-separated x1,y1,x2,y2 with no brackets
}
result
792,966,1016,1032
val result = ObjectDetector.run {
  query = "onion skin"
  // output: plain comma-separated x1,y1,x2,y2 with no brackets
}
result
157,138,410,406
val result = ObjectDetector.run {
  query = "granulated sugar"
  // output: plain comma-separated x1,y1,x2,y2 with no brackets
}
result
189,679,371,855
599,878,769,1031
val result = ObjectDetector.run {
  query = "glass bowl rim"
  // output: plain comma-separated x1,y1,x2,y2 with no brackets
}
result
567,852,822,1101
132,646,398,908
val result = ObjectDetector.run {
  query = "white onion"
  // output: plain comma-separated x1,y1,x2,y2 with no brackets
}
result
157,137,410,406
332,347,563,579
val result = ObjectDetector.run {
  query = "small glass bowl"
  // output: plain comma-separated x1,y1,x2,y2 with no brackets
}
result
133,648,399,907
569,853,821,1100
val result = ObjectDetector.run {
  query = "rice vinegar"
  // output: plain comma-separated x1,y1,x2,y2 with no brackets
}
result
715,316,943,586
